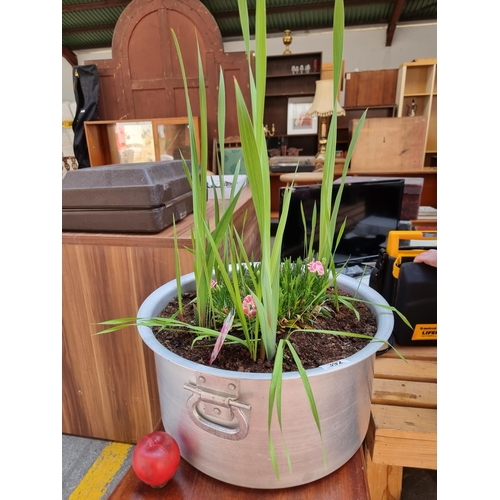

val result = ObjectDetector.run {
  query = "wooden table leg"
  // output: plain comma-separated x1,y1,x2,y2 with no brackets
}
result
364,441,403,500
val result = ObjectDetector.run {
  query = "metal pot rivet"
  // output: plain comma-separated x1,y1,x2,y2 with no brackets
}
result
213,407,221,415
198,376,206,383
228,383,236,390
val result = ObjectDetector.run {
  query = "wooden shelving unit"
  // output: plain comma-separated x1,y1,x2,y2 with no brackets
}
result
264,52,322,156
395,58,437,167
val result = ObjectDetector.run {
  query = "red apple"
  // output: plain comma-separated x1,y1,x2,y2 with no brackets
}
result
132,431,181,487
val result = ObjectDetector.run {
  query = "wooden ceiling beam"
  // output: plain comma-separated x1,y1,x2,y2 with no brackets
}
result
62,1,132,14
63,24,116,35
386,0,406,47
62,45,78,66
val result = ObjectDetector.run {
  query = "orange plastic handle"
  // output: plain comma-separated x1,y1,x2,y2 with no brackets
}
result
386,230,437,278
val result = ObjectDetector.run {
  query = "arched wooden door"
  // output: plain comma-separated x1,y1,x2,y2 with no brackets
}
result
86,0,251,166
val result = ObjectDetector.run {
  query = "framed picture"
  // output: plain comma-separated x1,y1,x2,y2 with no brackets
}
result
111,121,155,165
287,96,318,135
84,117,201,167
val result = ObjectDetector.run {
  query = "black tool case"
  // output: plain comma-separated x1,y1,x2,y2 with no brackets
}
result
62,161,194,233
369,230,437,346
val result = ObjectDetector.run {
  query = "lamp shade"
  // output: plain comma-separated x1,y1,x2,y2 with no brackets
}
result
307,79,346,117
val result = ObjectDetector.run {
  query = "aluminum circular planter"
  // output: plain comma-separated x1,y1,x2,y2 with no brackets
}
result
137,271,394,489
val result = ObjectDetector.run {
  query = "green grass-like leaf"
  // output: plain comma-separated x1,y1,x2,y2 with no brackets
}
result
285,339,327,469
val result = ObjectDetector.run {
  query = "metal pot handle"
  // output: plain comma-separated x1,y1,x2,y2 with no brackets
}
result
184,379,251,441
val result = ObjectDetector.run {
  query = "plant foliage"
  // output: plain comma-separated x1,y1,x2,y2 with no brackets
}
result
98,0,409,479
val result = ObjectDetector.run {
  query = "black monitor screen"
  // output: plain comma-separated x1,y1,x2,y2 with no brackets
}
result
279,179,405,265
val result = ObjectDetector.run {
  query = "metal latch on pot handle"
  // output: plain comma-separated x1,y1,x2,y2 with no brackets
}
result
184,373,251,441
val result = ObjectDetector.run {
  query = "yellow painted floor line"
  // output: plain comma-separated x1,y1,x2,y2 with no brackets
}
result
69,442,132,500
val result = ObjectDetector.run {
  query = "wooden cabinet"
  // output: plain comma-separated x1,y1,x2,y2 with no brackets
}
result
338,69,398,158
264,52,322,156
62,186,260,444
396,58,437,167
84,117,201,167
344,69,398,108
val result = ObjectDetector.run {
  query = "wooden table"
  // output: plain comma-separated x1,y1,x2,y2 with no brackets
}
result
364,344,437,500
109,441,370,499
62,186,260,444
106,348,434,500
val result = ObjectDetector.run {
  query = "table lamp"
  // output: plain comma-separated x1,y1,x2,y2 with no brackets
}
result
307,79,346,162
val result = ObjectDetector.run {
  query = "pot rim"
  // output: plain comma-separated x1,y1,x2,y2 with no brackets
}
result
137,271,394,380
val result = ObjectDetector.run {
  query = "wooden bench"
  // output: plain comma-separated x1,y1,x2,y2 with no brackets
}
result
364,344,437,500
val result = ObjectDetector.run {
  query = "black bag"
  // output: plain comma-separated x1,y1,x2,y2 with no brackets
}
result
369,230,437,346
72,64,100,169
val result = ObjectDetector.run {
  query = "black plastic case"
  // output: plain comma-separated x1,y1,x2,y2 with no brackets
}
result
369,230,437,346
62,161,194,233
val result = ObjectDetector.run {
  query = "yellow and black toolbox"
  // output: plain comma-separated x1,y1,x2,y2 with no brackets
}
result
369,230,437,346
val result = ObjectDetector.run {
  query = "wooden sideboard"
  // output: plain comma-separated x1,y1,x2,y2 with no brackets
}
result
62,186,260,444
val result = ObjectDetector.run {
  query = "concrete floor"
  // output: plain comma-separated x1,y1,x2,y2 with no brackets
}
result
62,434,133,500
62,433,437,499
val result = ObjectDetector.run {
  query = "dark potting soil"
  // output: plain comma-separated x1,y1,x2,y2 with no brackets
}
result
152,290,378,373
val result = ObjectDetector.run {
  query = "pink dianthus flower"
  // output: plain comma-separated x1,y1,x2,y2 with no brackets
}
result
242,295,257,318
307,259,324,275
